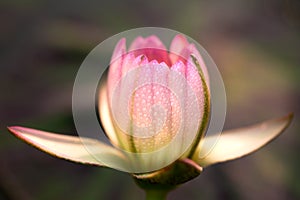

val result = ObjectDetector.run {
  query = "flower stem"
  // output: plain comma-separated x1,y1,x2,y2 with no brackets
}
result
145,188,170,200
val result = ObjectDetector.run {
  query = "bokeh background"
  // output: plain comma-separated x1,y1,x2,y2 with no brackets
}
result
1,0,299,199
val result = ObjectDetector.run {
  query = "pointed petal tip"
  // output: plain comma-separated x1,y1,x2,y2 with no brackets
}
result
278,112,293,131
129,35,166,50
7,125,18,130
128,36,144,50
7,126,27,138
7,126,14,132
172,34,188,45
145,35,161,42
116,37,126,46
111,38,126,60
283,112,294,122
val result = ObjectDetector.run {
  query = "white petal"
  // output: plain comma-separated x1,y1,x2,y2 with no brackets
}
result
195,113,293,167
8,126,125,167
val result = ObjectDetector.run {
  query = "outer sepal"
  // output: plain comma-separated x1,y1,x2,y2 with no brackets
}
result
7,126,125,167
133,158,202,187
194,113,293,167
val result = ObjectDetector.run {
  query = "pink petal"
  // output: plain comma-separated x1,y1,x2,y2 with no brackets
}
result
120,52,137,75
170,60,187,76
169,35,209,84
128,36,144,50
129,35,171,66
171,59,205,112
169,34,189,64
107,38,127,100
129,35,164,50
110,38,126,74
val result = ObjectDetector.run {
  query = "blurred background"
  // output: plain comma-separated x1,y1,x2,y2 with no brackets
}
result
1,0,299,199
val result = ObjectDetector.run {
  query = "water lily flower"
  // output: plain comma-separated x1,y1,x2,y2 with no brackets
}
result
8,34,293,199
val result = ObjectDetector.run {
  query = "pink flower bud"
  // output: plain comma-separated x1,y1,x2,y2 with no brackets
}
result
100,35,210,155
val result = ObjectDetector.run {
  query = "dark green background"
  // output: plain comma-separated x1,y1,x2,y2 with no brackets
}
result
1,0,299,199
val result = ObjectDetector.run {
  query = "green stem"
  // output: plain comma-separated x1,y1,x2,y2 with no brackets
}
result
145,188,170,200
